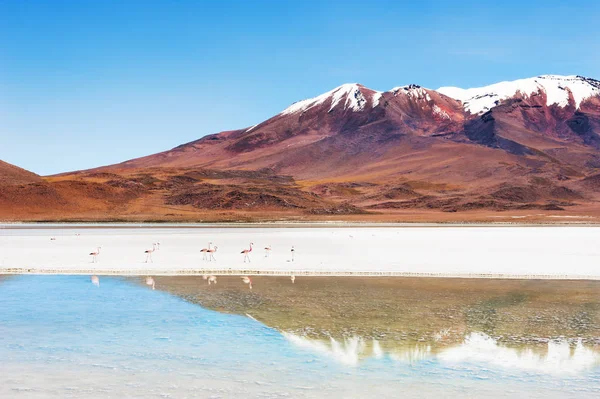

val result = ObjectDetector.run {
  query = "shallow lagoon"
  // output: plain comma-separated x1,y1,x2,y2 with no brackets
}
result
1,275,600,398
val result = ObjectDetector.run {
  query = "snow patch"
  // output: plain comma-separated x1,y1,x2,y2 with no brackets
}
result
246,123,259,132
438,75,600,114
372,92,382,108
391,84,430,100
432,104,450,120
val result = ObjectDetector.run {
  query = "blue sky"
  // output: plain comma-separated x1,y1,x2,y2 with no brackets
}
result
1,0,599,175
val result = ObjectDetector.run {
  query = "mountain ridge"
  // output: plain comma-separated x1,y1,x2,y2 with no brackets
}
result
97,74,600,175
3,74,600,222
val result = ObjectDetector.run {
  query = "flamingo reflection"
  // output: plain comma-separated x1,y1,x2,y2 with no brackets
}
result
241,276,253,290
145,276,155,290
203,275,217,285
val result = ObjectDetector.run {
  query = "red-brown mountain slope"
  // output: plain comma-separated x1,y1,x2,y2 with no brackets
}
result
4,75,600,222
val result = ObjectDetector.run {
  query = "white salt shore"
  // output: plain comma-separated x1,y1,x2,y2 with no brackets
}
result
1,225,600,279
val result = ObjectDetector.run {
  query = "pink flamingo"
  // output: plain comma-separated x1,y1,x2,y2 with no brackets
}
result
89,247,101,263
207,245,218,262
290,246,295,262
264,245,272,258
200,242,213,261
241,243,254,263
241,276,253,290
144,243,156,263
145,276,155,290
91,275,100,287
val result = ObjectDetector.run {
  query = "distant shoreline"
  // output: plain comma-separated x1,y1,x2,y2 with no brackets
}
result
3,225,599,280
3,221,600,229
2,268,600,280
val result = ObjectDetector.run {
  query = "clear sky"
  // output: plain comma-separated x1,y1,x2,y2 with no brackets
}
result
1,0,599,175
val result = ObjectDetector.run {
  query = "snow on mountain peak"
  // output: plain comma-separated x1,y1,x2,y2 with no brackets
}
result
390,84,434,102
279,75,600,118
280,83,380,115
438,75,600,114
372,92,383,108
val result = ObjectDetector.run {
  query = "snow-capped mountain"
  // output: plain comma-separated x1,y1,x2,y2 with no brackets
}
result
106,74,600,175
280,82,459,118
280,75,600,117
438,75,600,114
10,73,596,221
280,83,381,115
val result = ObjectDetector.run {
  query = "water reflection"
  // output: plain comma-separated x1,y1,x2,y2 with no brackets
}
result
283,333,439,366
282,333,368,366
282,331,600,374
439,333,600,375
150,276,600,342
149,275,600,373
145,276,155,290
1,275,600,398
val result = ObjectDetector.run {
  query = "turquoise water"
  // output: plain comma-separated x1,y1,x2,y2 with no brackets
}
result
1,275,599,398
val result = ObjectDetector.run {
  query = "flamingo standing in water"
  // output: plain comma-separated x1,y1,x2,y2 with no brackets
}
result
264,245,272,258
290,246,295,262
144,244,156,263
241,276,253,290
145,276,155,290
200,242,213,261
241,243,254,263
89,247,101,263
207,245,218,262
91,275,100,287
290,275,295,284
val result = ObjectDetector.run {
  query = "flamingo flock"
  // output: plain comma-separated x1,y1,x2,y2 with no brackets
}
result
84,238,297,290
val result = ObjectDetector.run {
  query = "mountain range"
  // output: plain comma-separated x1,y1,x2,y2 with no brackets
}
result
3,74,600,222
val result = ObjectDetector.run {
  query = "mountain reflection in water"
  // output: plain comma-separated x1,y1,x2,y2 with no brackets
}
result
1,275,600,398
148,275,600,373
281,332,600,374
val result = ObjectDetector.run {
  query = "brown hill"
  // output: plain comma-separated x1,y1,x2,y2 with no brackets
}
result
0,160,41,185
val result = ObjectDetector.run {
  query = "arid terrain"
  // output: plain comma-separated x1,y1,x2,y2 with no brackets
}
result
3,75,600,223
